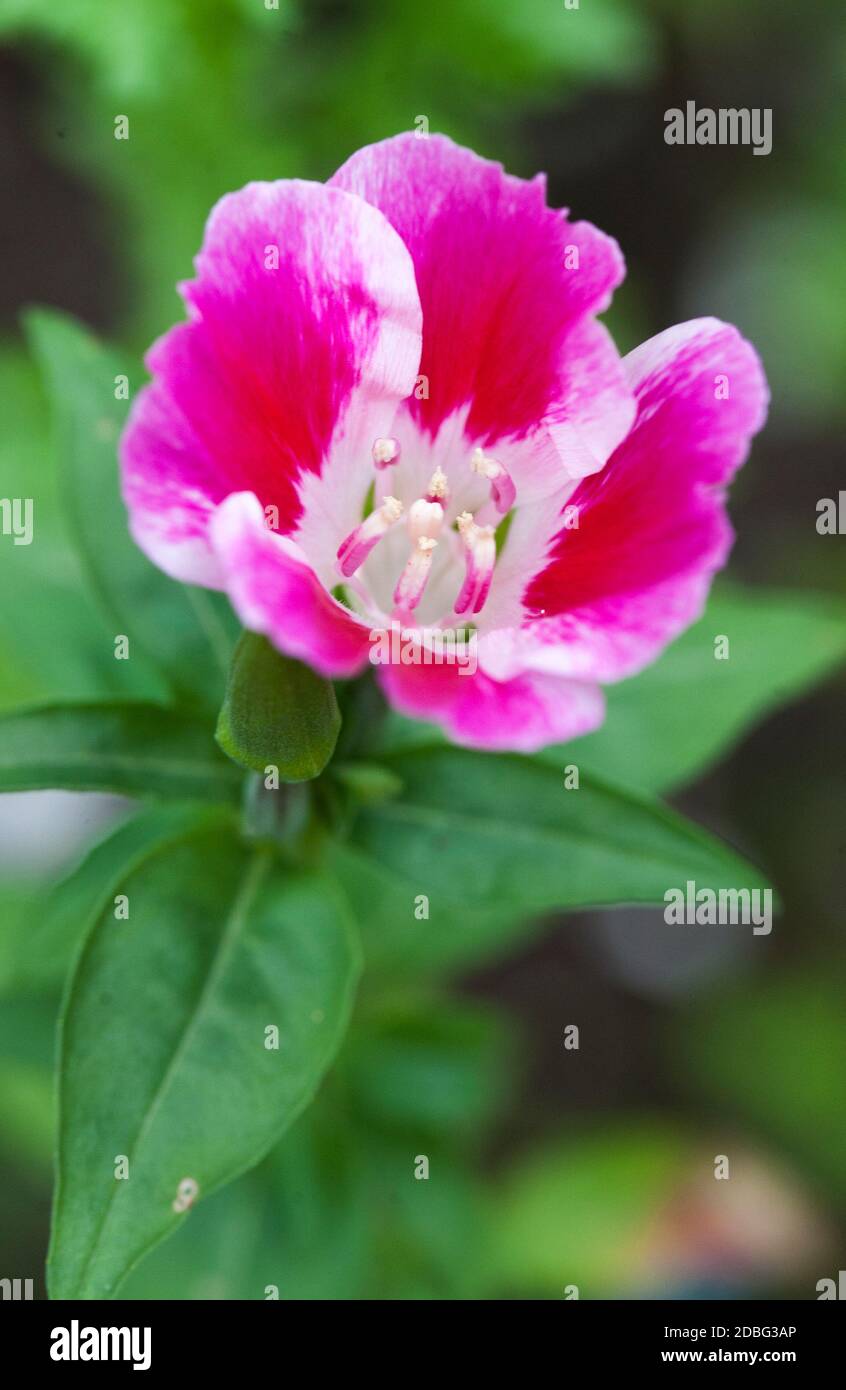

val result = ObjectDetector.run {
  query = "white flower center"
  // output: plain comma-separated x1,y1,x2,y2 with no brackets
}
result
335,437,514,626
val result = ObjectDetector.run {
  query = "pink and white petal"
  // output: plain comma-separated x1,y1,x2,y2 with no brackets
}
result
477,484,579,635
293,392,411,585
330,133,625,444
476,319,636,520
378,659,605,753
479,563,721,684
210,492,372,678
121,180,421,586
519,318,768,681
544,318,637,480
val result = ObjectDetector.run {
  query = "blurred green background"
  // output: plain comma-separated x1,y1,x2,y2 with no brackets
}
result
0,0,844,1298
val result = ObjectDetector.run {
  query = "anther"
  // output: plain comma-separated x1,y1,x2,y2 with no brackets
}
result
336,495,403,577
471,446,515,515
372,437,401,469
425,466,449,503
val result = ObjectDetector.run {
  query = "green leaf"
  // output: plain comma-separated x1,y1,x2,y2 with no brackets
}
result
490,1124,690,1295
120,1066,490,1302
327,839,530,975
216,631,340,782
0,349,164,711
346,746,771,916
24,308,238,710
9,804,235,993
0,557,165,712
120,1068,494,1301
0,702,242,802
341,997,510,1139
119,1121,370,1301
543,584,846,794
49,824,361,1299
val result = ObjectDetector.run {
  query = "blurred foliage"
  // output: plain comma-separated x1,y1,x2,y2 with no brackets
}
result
491,1122,691,1295
678,974,846,1201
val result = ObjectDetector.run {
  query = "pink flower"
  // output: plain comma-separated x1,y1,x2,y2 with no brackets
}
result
120,135,768,753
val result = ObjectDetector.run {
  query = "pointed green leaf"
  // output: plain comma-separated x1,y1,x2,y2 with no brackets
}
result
327,839,528,975
49,825,360,1299
118,1116,371,1302
216,631,340,781
347,746,772,915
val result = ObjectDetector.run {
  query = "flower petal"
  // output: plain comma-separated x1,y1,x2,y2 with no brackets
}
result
330,133,626,446
544,318,637,481
121,180,422,585
210,492,372,678
378,659,605,753
514,318,769,681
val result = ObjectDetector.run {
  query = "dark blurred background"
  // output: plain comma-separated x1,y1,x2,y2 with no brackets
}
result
0,0,844,1299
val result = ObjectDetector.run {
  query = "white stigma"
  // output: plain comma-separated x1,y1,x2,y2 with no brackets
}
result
407,498,445,543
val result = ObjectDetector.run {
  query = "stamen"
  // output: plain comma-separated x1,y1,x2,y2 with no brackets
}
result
372,437,401,469
471,446,516,515
394,536,437,612
425,466,449,503
336,495,403,578
454,510,496,616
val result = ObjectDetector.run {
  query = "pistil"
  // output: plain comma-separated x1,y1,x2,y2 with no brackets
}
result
394,536,438,612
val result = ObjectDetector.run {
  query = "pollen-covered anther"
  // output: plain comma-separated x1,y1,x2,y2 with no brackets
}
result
455,510,496,616
393,536,438,612
471,446,516,515
336,495,403,578
371,436,401,469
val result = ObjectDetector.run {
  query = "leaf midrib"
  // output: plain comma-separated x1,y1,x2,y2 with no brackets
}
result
364,799,744,880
